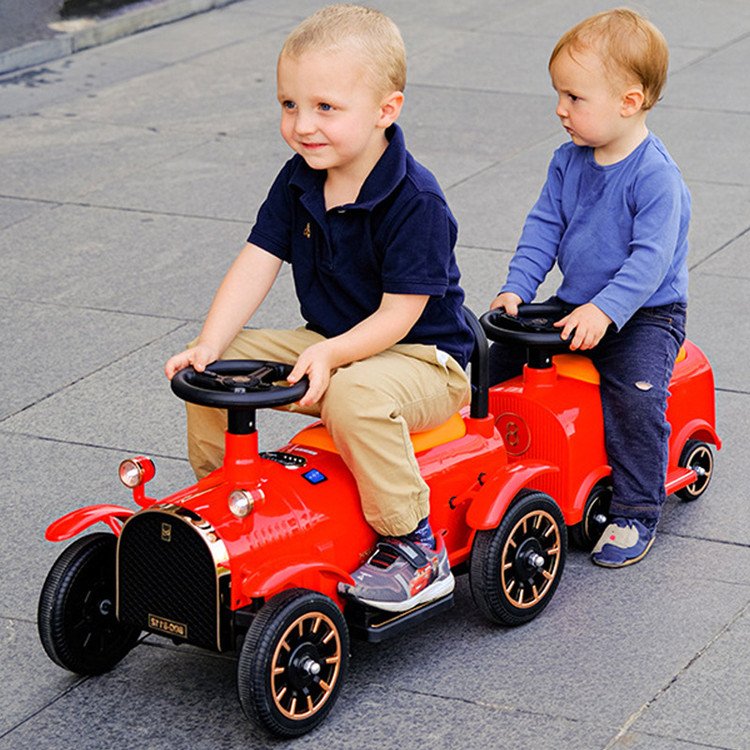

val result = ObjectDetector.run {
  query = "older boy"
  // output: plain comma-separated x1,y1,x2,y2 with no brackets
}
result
489,9,690,567
166,5,473,610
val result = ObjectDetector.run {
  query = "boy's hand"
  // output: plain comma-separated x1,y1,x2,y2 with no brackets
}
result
490,292,523,315
554,303,612,351
287,341,336,407
164,343,220,380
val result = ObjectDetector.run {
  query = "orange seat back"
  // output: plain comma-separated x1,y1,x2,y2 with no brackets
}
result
291,411,466,455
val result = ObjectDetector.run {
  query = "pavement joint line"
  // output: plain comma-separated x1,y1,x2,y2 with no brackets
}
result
602,600,750,750
0,0,243,76
0,194,251,224
0,430,190,462
0,675,90,742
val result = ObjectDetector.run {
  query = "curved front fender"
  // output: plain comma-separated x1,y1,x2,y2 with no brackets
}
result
45,505,135,542
465,461,559,530
239,558,355,603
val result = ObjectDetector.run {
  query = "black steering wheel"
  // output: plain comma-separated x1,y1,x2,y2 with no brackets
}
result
171,360,309,410
480,302,573,368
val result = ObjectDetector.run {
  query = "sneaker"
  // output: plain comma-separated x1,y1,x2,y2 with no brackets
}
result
591,518,656,568
338,536,454,612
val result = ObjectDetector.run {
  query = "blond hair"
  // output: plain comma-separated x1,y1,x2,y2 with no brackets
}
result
280,4,406,97
549,8,669,110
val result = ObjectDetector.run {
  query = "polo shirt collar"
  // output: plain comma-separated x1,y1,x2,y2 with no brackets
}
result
288,124,407,212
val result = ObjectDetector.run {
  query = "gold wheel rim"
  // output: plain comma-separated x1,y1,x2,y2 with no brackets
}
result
686,446,712,495
501,509,561,609
270,611,342,720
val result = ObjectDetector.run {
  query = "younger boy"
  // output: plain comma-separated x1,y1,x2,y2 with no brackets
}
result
165,5,473,610
489,9,690,567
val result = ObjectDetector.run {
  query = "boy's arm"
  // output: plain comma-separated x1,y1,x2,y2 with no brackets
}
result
587,163,688,330
287,293,429,407
164,242,283,379
492,150,567,309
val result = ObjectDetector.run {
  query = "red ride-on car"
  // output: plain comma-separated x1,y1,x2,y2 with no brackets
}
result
37,305,720,737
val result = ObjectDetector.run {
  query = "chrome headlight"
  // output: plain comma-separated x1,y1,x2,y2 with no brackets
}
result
119,456,155,488
228,488,263,518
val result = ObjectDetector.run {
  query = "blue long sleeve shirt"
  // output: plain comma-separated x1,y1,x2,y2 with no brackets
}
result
501,133,690,329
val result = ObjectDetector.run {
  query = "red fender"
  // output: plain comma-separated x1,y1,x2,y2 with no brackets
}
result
465,461,559,531
672,418,722,454
239,557,355,604
45,505,135,542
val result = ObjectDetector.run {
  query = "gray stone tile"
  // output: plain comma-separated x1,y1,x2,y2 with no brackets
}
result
0,300,179,420
686,183,750,267
682,273,750,394
401,87,558,165
446,135,563,251
407,28,554,96
94,2,291,66
0,195,48,230
0,204,250,318
364,550,750,726
0,617,87,737
0,114,208,203
632,608,750,748
666,34,750,114
692,223,750,279
648,107,750,187
1,327,312,457
36,37,283,135
0,628,617,750
0,50,164,117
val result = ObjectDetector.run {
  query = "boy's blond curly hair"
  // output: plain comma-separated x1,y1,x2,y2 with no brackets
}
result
280,4,406,97
550,8,669,110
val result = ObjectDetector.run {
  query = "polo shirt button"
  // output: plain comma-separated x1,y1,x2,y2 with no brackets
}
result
337,209,346,214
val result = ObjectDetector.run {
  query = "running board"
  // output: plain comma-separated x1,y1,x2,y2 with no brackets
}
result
345,593,454,643
666,466,696,495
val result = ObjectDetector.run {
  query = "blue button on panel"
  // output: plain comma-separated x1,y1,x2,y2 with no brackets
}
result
302,468,327,484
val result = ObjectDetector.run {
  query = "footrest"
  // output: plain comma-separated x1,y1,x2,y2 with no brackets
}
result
345,593,454,643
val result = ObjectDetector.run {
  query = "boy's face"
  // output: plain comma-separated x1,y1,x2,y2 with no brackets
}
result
277,49,400,181
549,46,637,155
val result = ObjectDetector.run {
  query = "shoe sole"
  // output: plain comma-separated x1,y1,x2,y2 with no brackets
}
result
591,537,655,568
354,572,456,613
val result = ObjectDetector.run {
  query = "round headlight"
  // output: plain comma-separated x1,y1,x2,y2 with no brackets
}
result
118,457,155,488
228,489,262,518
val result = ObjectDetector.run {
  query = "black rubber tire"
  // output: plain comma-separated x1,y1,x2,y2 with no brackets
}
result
675,439,714,501
38,533,140,675
470,490,566,626
237,589,349,738
569,480,612,550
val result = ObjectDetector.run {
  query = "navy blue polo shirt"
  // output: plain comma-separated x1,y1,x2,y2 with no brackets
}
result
247,125,473,368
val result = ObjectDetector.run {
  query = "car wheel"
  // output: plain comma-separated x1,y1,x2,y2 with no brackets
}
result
237,588,349,737
569,480,612,550
38,533,140,675
675,439,714,501
470,490,566,626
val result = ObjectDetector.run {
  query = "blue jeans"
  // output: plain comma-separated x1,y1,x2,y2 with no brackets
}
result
489,300,687,523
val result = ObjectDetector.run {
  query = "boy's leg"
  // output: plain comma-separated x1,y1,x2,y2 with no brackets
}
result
185,327,325,478
320,344,471,537
323,344,470,611
589,303,686,566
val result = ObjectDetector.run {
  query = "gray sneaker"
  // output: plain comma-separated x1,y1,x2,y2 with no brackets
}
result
338,536,454,612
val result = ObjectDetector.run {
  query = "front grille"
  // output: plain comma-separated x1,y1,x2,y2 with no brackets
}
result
117,507,230,651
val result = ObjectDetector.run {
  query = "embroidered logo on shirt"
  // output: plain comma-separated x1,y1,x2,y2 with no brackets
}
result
303,222,311,238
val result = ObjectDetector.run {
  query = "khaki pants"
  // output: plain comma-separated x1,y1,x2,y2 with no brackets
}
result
186,327,471,536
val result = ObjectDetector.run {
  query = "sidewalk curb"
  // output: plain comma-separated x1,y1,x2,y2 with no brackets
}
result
0,0,242,76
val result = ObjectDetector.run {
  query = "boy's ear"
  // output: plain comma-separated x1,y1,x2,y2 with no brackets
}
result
378,90,404,127
620,86,645,117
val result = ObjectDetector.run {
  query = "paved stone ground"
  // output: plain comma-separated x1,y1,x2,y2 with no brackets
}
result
1,1,748,748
